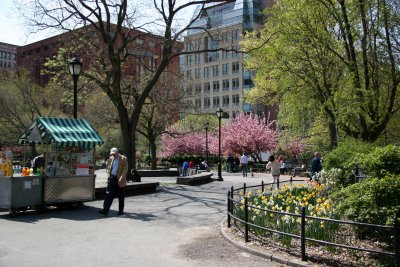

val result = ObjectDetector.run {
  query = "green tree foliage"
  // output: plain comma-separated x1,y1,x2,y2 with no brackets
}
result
333,175,400,227
0,71,64,147
243,0,400,146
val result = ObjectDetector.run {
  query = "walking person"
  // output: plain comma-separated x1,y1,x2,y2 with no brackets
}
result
266,155,280,187
311,152,322,181
98,147,128,216
240,152,249,177
226,154,234,173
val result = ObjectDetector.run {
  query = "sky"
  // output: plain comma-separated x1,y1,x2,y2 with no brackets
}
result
0,0,197,46
0,0,31,45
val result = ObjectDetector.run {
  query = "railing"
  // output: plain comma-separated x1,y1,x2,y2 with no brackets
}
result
227,179,399,266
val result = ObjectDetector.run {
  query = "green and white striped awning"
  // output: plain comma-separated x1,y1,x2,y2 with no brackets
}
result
18,117,104,148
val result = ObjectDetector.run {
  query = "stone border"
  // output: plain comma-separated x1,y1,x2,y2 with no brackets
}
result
220,219,310,267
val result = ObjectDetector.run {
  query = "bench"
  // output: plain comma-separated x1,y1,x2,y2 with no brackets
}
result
176,172,213,186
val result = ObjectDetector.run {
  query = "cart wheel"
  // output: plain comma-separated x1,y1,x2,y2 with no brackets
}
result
9,209,17,218
37,205,46,213
70,202,83,209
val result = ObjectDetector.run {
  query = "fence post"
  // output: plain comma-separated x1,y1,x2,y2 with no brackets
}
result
290,176,293,184
395,213,399,267
245,197,249,242
277,178,280,189
261,180,264,193
243,183,247,196
227,191,231,228
230,186,234,217
301,206,306,261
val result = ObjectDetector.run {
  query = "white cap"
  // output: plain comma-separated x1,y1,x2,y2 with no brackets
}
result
110,147,119,155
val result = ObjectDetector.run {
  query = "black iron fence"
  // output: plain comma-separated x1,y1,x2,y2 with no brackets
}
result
227,179,399,266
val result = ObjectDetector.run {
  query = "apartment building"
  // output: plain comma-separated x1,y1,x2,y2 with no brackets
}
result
181,0,276,119
0,42,18,73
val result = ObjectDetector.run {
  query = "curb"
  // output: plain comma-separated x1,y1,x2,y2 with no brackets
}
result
220,219,310,267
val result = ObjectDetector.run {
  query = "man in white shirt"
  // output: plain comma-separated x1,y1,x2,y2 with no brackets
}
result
240,153,249,177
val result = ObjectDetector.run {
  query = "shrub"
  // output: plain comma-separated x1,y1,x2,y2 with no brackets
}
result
332,175,400,226
323,139,374,171
352,145,400,179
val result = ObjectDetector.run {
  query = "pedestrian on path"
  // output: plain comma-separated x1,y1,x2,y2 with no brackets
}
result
99,147,128,216
240,152,249,177
266,155,280,185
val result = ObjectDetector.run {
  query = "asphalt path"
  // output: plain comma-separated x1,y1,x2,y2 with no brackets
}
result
0,171,305,267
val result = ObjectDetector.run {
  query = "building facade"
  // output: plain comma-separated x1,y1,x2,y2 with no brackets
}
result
16,24,182,87
0,42,18,73
181,0,275,119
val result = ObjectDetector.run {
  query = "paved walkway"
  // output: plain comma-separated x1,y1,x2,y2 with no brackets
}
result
0,170,307,267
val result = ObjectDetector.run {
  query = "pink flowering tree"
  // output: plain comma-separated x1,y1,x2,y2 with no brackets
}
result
209,112,277,162
159,131,218,158
284,139,307,158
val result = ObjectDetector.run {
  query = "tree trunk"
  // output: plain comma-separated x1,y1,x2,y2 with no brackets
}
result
150,139,157,170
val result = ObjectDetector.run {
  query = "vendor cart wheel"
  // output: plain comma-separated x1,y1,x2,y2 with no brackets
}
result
37,205,47,213
70,202,83,209
9,209,17,218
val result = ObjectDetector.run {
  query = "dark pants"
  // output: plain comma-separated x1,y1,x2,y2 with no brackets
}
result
103,175,125,214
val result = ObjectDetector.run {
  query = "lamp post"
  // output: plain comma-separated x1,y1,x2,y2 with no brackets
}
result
68,57,82,119
216,106,223,181
204,122,209,163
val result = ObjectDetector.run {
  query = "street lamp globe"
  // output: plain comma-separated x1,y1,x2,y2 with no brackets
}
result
68,57,82,119
68,57,82,76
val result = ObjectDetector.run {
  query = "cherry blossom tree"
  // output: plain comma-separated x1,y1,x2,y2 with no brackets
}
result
283,139,306,158
159,131,217,158
209,112,277,162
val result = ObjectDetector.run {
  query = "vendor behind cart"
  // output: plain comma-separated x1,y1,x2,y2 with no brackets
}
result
32,154,45,174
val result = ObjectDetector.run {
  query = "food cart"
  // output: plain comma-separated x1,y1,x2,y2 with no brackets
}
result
0,117,104,216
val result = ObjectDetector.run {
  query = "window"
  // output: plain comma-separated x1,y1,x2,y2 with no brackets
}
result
186,70,192,80
213,81,220,92
232,62,240,74
232,78,240,90
232,94,240,106
212,65,219,77
204,98,210,109
195,68,201,79
222,50,229,60
195,39,201,50
149,41,155,48
222,79,230,91
203,67,210,78
195,84,202,95
223,95,230,107
232,30,239,41
232,46,240,58
187,55,192,66
195,99,201,109
187,41,193,52
222,63,229,75
222,32,228,43
195,53,201,65
204,82,211,93
213,97,220,108
186,86,192,96
136,38,144,44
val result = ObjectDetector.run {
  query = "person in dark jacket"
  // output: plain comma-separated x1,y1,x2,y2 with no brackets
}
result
311,152,322,180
